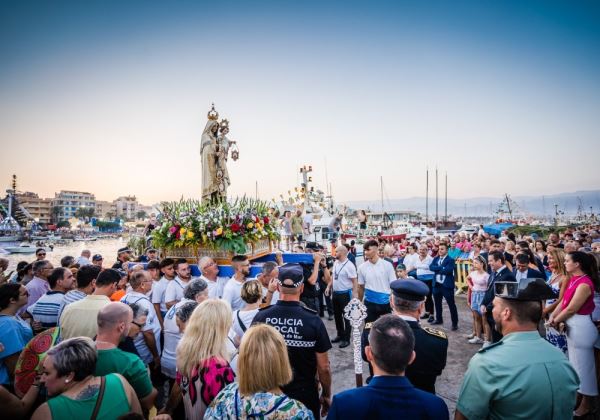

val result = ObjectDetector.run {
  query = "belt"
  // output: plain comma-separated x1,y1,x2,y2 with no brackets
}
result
333,290,352,295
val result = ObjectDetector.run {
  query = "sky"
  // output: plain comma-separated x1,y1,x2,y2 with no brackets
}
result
1,0,599,206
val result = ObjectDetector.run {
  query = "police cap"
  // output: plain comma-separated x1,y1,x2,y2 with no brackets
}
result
278,263,304,288
390,279,428,301
494,277,557,301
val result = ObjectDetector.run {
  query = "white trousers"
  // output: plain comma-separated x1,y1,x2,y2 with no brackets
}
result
566,314,599,396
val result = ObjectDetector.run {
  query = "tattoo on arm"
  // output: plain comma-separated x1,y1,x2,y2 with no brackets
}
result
76,384,100,400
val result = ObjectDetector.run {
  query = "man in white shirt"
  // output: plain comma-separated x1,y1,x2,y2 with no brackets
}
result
358,239,396,323
222,255,251,311
162,279,208,379
75,249,92,266
326,245,357,348
198,256,229,299
164,259,192,309
151,258,175,323
403,244,420,278
121,271,162,368
257,260,281,306
303,209,314,236
415,245,435,322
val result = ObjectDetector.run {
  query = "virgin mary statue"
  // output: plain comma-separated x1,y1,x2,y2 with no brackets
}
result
200,118,221,203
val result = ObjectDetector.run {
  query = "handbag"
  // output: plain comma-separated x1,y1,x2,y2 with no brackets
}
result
90,376,106,420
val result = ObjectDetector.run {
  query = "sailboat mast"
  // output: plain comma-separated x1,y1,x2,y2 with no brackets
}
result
426,167,429,223
435,167,439,228
380,176,384,213
444,172,448,224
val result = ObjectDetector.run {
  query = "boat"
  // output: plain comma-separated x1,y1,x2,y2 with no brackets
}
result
0,235,19,242
5,243,39,254
73,236,97,242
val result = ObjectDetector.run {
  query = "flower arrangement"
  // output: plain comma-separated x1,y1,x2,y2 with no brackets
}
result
152,197,280,255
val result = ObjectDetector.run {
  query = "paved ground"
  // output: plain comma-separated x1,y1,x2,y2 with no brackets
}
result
324,294,479,417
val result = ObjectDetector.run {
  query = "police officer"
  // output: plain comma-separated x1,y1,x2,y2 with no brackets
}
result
252,264,333,418
362,279,448,393
456,278,580,420
329,315,449,419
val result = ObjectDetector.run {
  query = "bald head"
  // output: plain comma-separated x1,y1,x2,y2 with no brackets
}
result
335,245,348,260
97,302,132,332
0,258,8,271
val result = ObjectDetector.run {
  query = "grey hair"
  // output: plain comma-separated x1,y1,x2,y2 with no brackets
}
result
129,271,148,290
176,301,198,323
262,261,278,276
183,278,208,300
198,256,214,272
32,259,49,274
129,302,149,320
46,337,97,381
392,295,422,312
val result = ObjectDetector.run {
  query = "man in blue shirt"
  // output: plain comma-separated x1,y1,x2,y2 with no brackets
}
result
329,314,448,419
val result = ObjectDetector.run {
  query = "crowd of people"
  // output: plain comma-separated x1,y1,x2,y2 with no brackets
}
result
0,222,599,418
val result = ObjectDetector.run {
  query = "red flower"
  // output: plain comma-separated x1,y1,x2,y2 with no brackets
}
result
263,216,269,224
231,223,241,232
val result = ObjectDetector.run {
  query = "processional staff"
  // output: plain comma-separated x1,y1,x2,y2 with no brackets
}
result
344,298,367,387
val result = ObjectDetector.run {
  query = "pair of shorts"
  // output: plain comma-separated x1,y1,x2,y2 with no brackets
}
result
470,290,485,314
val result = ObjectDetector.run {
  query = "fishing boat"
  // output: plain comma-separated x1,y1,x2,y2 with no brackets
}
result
73,236,97,242
0,235,19,242
5,243,39,254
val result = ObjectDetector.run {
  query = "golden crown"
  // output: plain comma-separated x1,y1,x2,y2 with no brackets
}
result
220,119,229,129
207,103,219,121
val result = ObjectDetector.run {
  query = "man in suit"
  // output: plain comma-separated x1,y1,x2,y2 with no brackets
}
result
513,253,545,281
331,315,448,419
429,243,459,330
481,251,517,343
361,279,448,394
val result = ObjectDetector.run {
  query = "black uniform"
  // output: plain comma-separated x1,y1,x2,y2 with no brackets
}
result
362,317,448,394
253,300,332,418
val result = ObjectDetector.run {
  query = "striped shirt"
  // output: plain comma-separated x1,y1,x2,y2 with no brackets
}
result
57,290,87,323
27,291,65,327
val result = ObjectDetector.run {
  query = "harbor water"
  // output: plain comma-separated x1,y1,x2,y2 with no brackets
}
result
1,238,130,272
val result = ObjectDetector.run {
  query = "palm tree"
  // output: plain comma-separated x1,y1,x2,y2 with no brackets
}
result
136,210,148,220
51,206,61,224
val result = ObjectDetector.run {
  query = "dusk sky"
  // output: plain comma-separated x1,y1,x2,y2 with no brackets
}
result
1,1,599,206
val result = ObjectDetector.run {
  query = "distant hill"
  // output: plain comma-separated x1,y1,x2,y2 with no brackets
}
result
343,190,600,217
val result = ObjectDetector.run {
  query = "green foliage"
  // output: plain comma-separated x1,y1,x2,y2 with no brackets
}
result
74,207,95,219
57,221,71,228
152,196,280,251
127,235,147,257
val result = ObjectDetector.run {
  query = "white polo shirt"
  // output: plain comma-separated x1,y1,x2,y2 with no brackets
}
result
358,258,396,304
332,258,357,292
164,276,190,304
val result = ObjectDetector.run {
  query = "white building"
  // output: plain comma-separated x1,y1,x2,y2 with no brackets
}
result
53,190,96,222
114,196,139,220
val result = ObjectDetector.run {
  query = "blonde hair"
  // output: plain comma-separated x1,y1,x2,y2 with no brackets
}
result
176,299,232,376
240,280,262,304
549,248,566,276
238,324,292,395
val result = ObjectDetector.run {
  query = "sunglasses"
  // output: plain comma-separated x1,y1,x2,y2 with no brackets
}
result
37,253,46,256
132,321,145,328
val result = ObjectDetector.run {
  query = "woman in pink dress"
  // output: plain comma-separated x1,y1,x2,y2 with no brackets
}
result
550,251,600,417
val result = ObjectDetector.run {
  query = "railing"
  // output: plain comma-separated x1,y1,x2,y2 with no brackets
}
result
454,259,473,294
